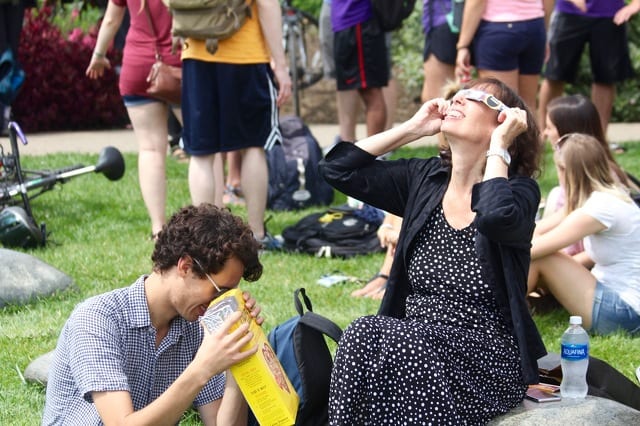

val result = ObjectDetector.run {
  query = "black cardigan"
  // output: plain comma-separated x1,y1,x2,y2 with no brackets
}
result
318,142,546,384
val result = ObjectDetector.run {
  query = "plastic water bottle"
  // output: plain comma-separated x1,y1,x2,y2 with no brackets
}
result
560,315,589,398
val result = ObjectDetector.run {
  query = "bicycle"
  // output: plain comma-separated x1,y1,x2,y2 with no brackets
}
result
281,0,324,117
0,121,125,248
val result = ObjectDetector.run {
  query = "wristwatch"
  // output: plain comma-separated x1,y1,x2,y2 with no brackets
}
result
486,148,511,166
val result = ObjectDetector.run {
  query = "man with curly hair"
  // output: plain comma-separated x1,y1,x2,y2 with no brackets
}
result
42,204,263,425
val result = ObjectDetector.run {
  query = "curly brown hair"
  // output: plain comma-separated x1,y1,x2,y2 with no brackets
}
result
151,204,262,282
439,78,542,178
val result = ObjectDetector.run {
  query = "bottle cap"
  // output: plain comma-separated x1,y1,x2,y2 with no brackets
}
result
569,315,582,325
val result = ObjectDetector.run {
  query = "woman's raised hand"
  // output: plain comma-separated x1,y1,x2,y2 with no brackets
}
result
491,107,528,149
407,98,450,138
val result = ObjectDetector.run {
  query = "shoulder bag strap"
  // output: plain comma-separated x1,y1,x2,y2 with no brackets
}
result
143,1,162,60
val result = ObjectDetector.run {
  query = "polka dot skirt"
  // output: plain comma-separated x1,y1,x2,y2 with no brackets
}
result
329,207,527,425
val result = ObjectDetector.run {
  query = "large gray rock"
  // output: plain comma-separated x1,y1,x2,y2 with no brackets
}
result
0,248,74,307
24,350,54,385
491,395,640,425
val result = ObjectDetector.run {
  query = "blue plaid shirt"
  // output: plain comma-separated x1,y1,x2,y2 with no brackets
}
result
42,275,225,425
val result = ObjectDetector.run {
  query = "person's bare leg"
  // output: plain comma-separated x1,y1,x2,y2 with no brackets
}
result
528,252,597,328
226,151,242,190
537,78,565,135
127,102,169,237
212,153,225,207
337,89,360,141
591,82,615,135
422,56,456,102
240,147,268,238
188,152,224,207
359,86,386,137
223,150,245,205
518,73,540,112
382,77,397,130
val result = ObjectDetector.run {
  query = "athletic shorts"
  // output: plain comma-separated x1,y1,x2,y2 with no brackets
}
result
591,281,640,336
423,22,458,65
543,12,634,84
181,60,281,155
334,18,389,91
472,18,545,75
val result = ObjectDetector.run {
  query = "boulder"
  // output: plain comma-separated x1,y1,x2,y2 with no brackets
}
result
491,396,640,425
0,248,74,307
23,350,54,385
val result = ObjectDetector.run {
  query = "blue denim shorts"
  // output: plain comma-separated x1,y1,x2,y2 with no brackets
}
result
591,281,640,336
122,94,161,108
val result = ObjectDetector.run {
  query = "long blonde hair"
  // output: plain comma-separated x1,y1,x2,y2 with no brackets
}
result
560,133,632,212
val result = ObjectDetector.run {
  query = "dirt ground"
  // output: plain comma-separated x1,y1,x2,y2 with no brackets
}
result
280,78,420,125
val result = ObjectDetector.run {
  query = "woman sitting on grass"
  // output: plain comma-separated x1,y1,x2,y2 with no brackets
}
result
529,133,640,335
538,95,638,264
319,78,545,424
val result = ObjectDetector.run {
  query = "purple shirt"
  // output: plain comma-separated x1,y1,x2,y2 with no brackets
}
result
556,0,625,18
422,0,452,34
331,0,372,32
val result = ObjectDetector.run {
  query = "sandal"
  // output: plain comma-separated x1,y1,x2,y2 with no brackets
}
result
170,146,189,163
351,272,389,297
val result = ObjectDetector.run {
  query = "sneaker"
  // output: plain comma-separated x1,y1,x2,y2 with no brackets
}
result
222,185,245,206
257,233,284,251
636,366,640,385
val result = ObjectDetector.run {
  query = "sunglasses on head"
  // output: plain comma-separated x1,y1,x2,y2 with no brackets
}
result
192,258,232,299
457,89,508,112
554,133,577,151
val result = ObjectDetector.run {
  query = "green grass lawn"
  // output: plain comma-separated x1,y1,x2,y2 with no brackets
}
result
1,141,639,424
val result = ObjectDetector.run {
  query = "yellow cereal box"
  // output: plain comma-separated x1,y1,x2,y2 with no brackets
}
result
200,289,298,426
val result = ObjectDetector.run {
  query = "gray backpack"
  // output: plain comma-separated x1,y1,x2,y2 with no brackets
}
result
168,0,253,54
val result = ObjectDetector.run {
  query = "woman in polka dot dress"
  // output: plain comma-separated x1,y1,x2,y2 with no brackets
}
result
319,78,547,425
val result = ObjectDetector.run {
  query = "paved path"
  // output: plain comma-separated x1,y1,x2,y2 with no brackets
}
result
2,122,639,156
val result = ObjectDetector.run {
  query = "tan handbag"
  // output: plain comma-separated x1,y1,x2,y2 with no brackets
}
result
144,4,182,105
146,59,182,105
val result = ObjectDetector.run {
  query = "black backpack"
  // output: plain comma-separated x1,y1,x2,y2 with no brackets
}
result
281,206,385,258
264,288,343,426
370,0,418,32
266,116,334,211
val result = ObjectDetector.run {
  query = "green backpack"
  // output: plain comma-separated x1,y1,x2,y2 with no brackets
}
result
168,0,253,54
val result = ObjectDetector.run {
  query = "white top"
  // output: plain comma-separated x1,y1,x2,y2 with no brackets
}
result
580,191,640,314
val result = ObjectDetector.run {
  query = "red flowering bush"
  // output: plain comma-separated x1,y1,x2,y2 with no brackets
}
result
12,7,128,132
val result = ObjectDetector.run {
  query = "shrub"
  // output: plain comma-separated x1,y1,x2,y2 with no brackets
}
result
13,6,127,132
291,0,321,16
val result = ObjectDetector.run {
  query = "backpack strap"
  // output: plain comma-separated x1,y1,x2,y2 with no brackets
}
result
294,287,343,342
299,312,343,343
294,287,313,315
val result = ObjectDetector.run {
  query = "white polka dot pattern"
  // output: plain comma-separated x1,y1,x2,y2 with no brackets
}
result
329,207,527,425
